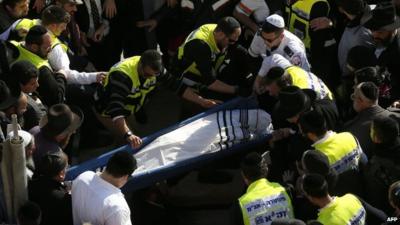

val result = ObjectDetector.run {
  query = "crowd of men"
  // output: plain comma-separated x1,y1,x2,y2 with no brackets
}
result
1,0,400,224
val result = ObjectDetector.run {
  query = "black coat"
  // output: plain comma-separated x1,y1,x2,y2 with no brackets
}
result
28,176,72,225
363,137,400,214
377,31,400,102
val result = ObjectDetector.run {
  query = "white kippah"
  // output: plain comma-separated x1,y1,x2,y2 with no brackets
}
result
265,14,285,28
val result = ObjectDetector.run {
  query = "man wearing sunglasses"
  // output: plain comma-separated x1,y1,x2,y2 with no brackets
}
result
249,14,310,94
94,49,163,149
173,16,252,112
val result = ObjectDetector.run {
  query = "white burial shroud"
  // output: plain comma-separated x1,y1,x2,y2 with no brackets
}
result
134,109,273,175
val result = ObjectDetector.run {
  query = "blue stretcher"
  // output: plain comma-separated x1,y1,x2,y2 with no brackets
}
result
66,97,272,192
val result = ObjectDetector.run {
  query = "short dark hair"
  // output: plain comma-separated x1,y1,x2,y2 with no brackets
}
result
41,5,71,26
36,151,68,178
106,151,137,178
241,152,268,182
372,115,399,143
358,82,379,102
302,173,329,198
298,109,327,137
215,16,241,36
11,60,38,85
17,201,42,225
262,67,292,88
3,0,26,8
25,25,48,46
140,49,163,72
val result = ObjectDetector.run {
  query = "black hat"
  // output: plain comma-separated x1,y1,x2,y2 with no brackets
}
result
0,80,20,111
275,86,316,119
40,104,83,136
347,46,377,70
364,2,400,31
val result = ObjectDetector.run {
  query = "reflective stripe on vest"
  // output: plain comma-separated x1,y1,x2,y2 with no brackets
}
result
177,24,225,80
313,132,362,174
286,66,333,100
104,56,156,114
287,0,329,49
239,178,294,225
318,194,366,225
10,41,51,69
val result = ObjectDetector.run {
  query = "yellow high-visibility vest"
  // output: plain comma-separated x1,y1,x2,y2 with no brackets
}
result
318,194,366,225
313,131,363,174
239,178,294,225
10,40,51,70
103,56,156,114
177,24,225,78
286,0,330,49
286,66,333,100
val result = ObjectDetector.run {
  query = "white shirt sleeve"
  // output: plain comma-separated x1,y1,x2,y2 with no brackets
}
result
48,44,70,71
48,44,98,85
258,54,292,76
248,34,266,58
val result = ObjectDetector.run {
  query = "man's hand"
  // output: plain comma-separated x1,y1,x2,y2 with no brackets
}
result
282,170,295,184
200,98,222,108
103,0,117,19
136,19,158,32
96,72,106,84
310,17,332,31
126,134,142,149
271,128,295,142
32,0,45,13
93,25,106,42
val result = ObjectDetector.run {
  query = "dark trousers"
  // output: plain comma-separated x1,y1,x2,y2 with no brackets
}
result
106,0,148,68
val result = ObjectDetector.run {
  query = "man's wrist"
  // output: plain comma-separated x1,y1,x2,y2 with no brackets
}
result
124,130,133,140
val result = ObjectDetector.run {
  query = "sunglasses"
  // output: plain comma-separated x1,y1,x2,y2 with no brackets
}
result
260,33,280,43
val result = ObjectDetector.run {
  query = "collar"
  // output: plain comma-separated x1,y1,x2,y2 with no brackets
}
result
246,178,268,193
312,130,335,147
97,172,122,193
319,196,336,212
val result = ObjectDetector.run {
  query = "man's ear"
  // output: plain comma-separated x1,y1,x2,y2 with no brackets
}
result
28,44,40,53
